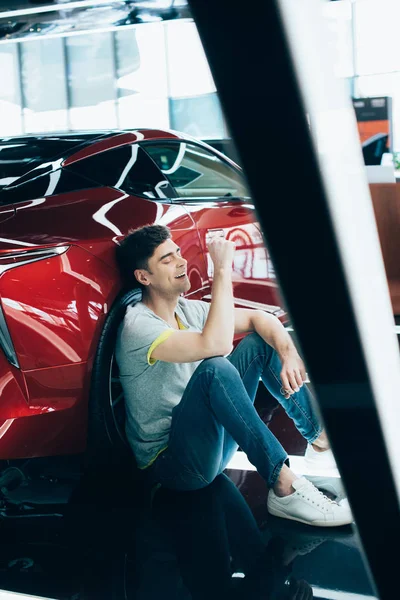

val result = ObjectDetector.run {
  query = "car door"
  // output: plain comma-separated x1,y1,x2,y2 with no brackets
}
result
142,140,286,320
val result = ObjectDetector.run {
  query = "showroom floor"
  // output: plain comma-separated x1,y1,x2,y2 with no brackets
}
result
0,457,377,600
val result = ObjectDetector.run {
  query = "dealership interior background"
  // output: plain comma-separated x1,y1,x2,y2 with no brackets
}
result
0,1,400,599
1,0,400,155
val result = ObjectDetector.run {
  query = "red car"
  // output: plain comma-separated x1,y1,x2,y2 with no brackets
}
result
0,129,286,468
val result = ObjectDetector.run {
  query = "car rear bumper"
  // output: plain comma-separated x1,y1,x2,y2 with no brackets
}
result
0,355,88,459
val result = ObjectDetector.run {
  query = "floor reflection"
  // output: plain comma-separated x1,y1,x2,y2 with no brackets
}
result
143,472,311,599
0,464,377,600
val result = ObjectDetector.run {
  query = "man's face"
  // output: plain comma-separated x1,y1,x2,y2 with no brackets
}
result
137,239,190,295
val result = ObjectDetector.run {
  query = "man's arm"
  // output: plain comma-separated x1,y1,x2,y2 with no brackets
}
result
150,238,235,363
234,308,307,397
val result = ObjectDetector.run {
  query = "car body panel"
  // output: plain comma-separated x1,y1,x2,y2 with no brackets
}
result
0,353,29,417
62,129,184,168
63,132,141,167
0,352,88,459
0,401,87,459
182,200,286,319
0,245,118,370
1,187,207,289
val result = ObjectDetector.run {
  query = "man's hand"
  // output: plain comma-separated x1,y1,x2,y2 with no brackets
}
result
249,310,309,398
280,351,307,399
207,237,235,270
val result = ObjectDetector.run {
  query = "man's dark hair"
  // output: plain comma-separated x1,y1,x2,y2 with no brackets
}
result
116,224,171,288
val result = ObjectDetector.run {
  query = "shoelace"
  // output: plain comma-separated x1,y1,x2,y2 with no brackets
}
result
299,481,339,510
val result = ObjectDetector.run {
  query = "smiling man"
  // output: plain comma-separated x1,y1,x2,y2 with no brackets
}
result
115,224,352,527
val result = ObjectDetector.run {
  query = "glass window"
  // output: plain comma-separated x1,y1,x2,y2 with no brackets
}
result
166,21,216,98
0,136,106,189
322,0,354,79
0,44,22,136
204,139,241,164
169,93,226,139
0,168,97,205
66,32,117,130
20,38,68,133
0,141,47,188
67,145,175,199
115,24,169,129
354,0,400,76
143,142,249,199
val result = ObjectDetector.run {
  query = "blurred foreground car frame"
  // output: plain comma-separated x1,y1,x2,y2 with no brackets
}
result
187,0,400,597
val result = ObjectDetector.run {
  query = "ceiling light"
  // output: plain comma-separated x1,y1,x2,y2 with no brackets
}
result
0,0,123,20
135,1,174,8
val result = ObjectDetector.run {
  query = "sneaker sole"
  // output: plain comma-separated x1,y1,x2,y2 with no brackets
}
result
267,504,353,527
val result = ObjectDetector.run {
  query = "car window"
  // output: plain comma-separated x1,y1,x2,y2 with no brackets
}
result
143,142,249,199
0,168,98,205
66,145,176,200
0,135,106,189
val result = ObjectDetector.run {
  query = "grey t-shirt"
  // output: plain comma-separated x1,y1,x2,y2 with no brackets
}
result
115,297,211,469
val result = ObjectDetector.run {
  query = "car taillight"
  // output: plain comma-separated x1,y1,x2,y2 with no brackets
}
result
0,245,70,275
0,245,70,368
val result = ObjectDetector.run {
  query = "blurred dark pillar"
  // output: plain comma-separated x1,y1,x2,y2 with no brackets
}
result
188,0,400,597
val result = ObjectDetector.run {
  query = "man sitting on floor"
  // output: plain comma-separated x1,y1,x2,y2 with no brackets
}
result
115,224,352,527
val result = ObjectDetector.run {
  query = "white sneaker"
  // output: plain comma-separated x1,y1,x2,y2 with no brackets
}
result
267,477,353,527
304,444,339,476
304,475,346,502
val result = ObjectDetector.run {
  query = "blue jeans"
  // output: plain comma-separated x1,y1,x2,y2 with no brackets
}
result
146,333,322,490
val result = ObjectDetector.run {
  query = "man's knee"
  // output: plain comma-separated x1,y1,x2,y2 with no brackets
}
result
234,332,273,360
196,356,241,386
200,355,237,375
245,331,269,350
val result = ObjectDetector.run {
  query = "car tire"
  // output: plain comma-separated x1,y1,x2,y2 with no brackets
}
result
85,287,142,473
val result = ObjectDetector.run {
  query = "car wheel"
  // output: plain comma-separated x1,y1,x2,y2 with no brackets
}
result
85,288,142,472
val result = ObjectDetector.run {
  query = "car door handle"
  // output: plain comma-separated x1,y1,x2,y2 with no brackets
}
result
206,228,225,237
205,229,225,246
